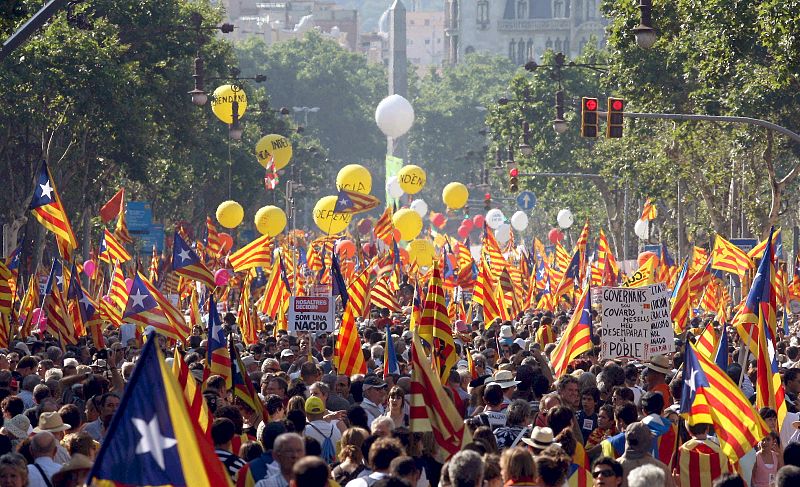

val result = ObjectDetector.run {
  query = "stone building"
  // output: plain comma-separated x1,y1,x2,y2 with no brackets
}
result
443,0,607,65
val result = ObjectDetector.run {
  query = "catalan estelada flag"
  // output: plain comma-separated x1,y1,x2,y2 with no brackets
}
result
641,198,657,221
86,331,231,487
206,296,232,389
670,258,691,333
172,232,215,288
29,160,77,259
550,286,592,377
335,302,366,377
334,189,381,214
680,341,767,461
711,234,753,278
99,229,131,264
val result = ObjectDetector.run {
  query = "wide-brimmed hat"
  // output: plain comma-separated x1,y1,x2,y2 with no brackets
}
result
52,453,93,484
646,355,671,375
499,325,514,339
1,414,30,440
522,426,554,450
33,411,70,433
486,370,520,389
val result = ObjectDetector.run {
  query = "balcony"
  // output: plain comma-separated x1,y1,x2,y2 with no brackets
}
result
496,18,571,31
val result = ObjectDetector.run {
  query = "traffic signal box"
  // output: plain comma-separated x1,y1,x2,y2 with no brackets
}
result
509,168,519,192
484,193,492,211
607,98,625,138
581,97,599,137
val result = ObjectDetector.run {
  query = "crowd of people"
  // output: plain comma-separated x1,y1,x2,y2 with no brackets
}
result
0,307,800,487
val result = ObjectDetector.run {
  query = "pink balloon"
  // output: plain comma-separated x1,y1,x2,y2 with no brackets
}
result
473,215,485,228
457,225,469,239
214,268,231,287
32,308,46,333
125,278,134,293
83,260,96,278
462,218,474,232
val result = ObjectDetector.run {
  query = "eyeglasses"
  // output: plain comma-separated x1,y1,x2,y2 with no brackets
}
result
592,470,615,479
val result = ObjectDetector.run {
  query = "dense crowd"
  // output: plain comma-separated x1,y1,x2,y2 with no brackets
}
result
0,308,800,487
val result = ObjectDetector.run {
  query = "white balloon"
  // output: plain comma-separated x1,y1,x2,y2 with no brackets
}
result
510,211,529,231
634,218,650,240
486,209,505,229
557,208,574,229
386,176,404,199
410,199,428,217
375,94,415,138
495,223,511,243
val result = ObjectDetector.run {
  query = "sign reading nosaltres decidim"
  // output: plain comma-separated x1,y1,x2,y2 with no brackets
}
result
598,283,673,361
288,296,335,333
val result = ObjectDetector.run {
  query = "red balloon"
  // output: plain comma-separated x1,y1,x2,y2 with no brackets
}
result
638,251,659,267
548,228,564,244
462,218,474,232
219,233,233,253
393,228,402,242
473,215,485,228
458,225,470,239
336,240,356,259
431,213,446,229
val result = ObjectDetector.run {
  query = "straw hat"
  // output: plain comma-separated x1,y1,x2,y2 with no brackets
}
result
51,453,93,484
485,370,520,389
646,355,671,375
522,426,554,450
33,412,71,434
0,414,30,440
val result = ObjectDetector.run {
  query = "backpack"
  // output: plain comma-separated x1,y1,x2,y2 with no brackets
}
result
310,423,337,463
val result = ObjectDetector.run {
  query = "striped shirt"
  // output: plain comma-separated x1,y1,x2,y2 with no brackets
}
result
216,449,247,481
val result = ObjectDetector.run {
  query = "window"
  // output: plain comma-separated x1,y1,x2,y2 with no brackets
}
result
517,0,527,18
509,38,517,62
546,37,553,49
517,38,525,64
553,0,563,17
477,0,490,29
554,37,562,52
526,38,534,60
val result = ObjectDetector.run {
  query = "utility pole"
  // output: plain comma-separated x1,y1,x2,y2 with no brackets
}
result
387,0,408,163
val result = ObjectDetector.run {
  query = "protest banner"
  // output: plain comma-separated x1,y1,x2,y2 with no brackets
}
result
288,295,336,333
599,283,674,361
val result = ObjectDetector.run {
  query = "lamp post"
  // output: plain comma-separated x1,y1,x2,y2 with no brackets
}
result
292,106,320,127
204,67,267,140
632,0,657,49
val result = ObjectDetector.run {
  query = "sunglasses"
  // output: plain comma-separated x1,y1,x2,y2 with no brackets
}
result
592,470,615,479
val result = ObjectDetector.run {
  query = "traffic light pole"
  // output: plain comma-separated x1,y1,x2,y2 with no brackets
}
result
623,112,800,144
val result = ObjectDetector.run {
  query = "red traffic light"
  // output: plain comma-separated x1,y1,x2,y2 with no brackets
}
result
484,193,491,200
585,99,598,111
611,99,624,111
509,168,519,177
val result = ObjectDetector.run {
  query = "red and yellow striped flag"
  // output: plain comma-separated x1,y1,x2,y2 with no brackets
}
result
172,348,212,436
228,235,273,273
347,269,372,318
371,275,399,311
551,286,592,377
29,161,78,259
641,198,657,221
206,216,222,259
259,259,289,319
427,267,457,380
100,229,132,264
374,206,395,245
114,191,134,245
711,234,753,278
336,302,366,376
695,324,717,360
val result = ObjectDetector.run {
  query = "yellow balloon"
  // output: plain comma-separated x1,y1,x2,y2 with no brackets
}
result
397,165,426,195
255,134,293,170
313,196,353,234
210,85,248,124
254,205,287,237
216,200,244,229
442,182,469,210
336,164,372,194
406,239,436,267
392,208,423,241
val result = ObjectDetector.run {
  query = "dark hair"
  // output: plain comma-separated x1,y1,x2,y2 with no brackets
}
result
483,384,504,407
535,447,570,487
776,466,800,487
688,423,710,436
58,404,81,431
259,421,287,451
265,395,284,415
784,369,800,386
287,409,306,433
591,457,622,478
784,443,800,468
304,436,322,456
239,441,263,462
211,418,236,446
294,456,330,487
614,403,638,428
640,391,664,415
214,405,244,434
369,437,406,471
1,396,23,416
547,406,574,436
390,455,420,478
581,386,600,403
372,477,413,487
712,473,746,487
347,404,369,430
759,407,778,421
611,386,634,403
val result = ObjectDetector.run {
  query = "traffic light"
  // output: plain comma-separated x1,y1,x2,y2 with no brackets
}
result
509,168,519,192
581,97,599,137
607,98,625,138
484,193,492,211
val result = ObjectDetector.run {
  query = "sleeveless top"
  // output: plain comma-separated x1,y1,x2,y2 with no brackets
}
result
752,450,778,487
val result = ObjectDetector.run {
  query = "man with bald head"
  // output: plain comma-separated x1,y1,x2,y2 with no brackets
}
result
28,431,61,487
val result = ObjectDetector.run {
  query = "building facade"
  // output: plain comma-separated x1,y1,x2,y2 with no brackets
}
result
406,10,445,72
443,0,607,65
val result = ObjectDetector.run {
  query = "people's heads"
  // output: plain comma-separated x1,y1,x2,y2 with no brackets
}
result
500,447,536,483
447,450,485,487
290,456,330,487
546,406,575,436
63,431,97,459
506,399,532,427
273,433,305,475
534,446,571,487
15,356,37,377
472,426,499,454
308,381,330,403
591,457,623,487
759,407,778,432
776,466,800,487
613,402,638,431
0,453,27,487
626,464,664,487
339,427,369,463
784,442,800,467
760,431,780,451
784,368,800,394
335,375,351,397
610,386,634,406
304,396,327,421
346,404,369,430
258,421,287,452
265,377,289,400
211,418,236,448
639,391,665,416
388,386,405,410
368,437,405,472
581,386,600,413
483,384,504,407
623,422,653,457
556,376,580,410
391,456,422,487
300,362,321,384
371,416,395,437
363,376,389,405
712,473,747,487
30,431,57,459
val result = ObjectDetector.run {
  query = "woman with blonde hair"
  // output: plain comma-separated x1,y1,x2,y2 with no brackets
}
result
332,427,370,485
0,453,27,487
500,447,537,487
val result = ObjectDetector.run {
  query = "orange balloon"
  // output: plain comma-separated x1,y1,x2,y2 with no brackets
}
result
336,240,356,259
219,233,234,253
398,248,409,265
638,251,658,267
393,228,402,242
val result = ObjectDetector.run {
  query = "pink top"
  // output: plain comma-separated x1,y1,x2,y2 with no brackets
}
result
752,450,778,487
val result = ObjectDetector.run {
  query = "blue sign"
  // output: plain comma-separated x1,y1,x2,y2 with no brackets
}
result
643,244,661,254
516,191,536,211
730,238,758,253
136,224,165,253
126,201,152,233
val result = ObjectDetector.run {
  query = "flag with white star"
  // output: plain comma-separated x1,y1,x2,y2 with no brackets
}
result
172,232,216,288
334,189,380,215
121,274,186,342
86,331,231,486
28,160,77,259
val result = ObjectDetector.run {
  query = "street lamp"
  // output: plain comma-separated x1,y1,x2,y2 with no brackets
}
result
292,106,320,127
185,12,235,105
552,90,568,134
633,0,657,49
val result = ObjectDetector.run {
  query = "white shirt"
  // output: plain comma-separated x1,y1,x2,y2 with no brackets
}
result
27,457,61,487
361,398,385,426
346,471,389,487
304,420,342,448
255,472,290,487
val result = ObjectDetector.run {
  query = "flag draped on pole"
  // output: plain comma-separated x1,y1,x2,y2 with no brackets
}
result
205,216,222,259
374,207,395,245
641,198,657,221
123,274,187,342
206,296,232,389
695,323,717,361
229,338,268,424
427,267,457,380
334,190,381,214
409,330,471,463
86,332,231,487
29,160,77,259
336,303,367,377
99,188,125,223
550,286,593,377
172,348,212,436
680,341,768,461
670,258,692,334
172,232,215,288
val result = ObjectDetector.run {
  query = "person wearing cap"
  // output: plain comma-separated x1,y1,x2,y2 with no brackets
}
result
488,370,520,405
644,355,673,405
303,396,344,462
522,426,555,454
1,414,30,449
33,412,71,464
360,376,388,426
617,422,674,487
